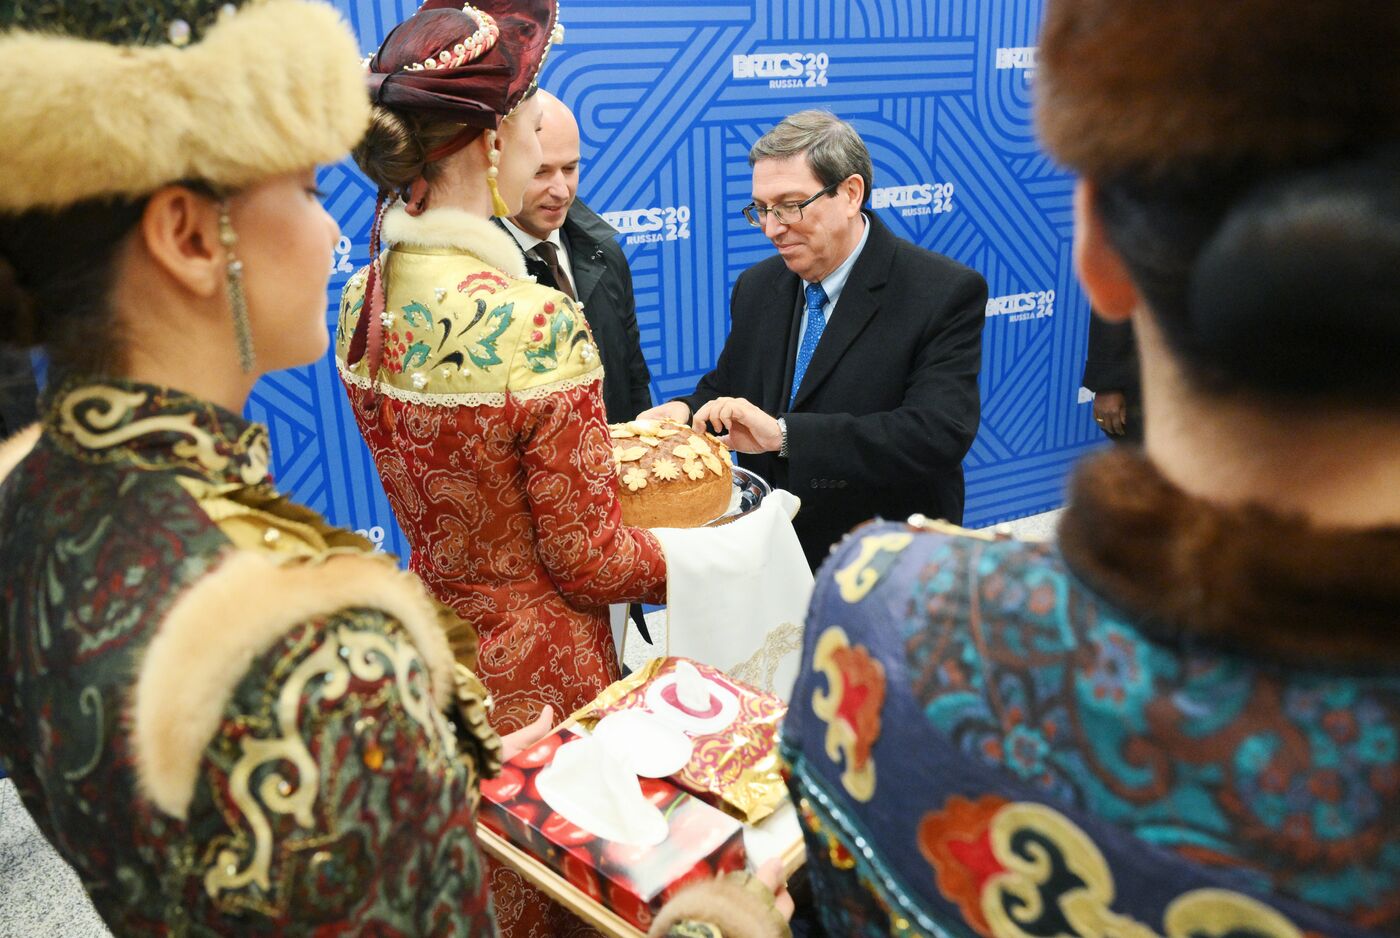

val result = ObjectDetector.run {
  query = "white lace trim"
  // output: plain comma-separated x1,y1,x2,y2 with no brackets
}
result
510,367,604,402
336,358,602,409
337,359,507,408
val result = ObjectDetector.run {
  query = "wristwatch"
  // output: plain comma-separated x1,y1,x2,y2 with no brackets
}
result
777,417,789,458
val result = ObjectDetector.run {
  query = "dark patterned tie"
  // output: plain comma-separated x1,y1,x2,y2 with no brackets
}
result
532,241,576,301
790,282,829,407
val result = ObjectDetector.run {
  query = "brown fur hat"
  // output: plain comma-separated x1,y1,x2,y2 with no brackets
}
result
1035,0,1400,179
0,1,369,213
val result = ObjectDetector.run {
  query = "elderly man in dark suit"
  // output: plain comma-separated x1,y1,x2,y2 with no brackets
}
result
644,111,986,568
499,91,653,421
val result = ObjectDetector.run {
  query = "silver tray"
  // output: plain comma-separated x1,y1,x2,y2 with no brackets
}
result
706,464,772,526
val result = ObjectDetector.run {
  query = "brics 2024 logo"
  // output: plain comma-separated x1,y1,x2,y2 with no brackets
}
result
871,183,955,218
996,45,1038,82
732,52,830,88
986,289,1055,323
600,206,692,245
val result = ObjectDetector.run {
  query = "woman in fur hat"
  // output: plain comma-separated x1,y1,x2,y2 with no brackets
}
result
336,4,669,752
774,1,1400,937
0,1,560,932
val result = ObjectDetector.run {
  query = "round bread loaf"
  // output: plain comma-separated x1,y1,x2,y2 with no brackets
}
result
610,418,733,528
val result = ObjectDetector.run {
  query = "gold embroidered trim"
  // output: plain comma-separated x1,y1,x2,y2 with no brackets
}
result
60,386,219,470
175,478,346,558
833,532,914,604
982,802,1305,938
56,384,269,484
205,624,454,902
811,626,880,802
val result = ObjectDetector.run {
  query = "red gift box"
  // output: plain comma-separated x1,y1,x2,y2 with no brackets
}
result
479,728,748,932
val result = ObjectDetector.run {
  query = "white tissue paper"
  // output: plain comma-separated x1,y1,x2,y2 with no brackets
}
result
535,710,694,847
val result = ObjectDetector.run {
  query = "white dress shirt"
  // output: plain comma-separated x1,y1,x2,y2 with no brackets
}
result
796,215,870,346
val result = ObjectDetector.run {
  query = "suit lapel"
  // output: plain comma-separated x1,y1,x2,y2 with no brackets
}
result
564,202,617,307
561,224,605,306
790,214,894,410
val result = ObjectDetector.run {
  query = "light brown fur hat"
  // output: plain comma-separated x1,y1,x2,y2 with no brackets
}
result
0,1,369,213
1035,0,1400,179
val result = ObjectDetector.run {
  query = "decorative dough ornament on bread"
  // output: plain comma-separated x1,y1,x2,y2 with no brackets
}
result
610,418,733,528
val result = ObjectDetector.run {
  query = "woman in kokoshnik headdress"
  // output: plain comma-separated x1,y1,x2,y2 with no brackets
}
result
335,7,667,934
336,2,672,759
0,1,518,932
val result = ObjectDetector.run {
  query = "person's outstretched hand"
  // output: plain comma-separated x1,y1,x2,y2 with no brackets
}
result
755,858,795,921
500,705,554,762
637,401,691,424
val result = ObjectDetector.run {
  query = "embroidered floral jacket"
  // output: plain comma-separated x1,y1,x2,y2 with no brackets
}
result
782,450,1400,938
335,207,667,738
0,380,499,934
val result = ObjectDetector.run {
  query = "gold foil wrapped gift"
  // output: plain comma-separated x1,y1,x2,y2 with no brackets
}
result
575,656,788,824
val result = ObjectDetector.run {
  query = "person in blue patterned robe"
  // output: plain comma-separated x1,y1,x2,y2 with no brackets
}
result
781,0,1400,936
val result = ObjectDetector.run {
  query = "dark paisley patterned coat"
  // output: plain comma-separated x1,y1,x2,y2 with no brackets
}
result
0,379,499,934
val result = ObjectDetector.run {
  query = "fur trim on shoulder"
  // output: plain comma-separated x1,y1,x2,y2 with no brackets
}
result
0,423,40,485
0,1,368,212
382,205,530,279
1059,449,1400,670
648,873,792,938
132,550,455,819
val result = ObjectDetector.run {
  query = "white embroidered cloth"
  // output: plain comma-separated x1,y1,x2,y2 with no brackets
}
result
612,490,812,700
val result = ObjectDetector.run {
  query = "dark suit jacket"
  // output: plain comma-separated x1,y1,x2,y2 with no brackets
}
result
1082,315,1139,400
680,213,986,569
1082,314,1143,444
0,348,38,440
502,201,653,421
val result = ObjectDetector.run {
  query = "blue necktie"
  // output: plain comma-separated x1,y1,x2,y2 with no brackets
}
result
790,282,829,408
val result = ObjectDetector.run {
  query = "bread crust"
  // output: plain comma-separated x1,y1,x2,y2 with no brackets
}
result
611,418,733,528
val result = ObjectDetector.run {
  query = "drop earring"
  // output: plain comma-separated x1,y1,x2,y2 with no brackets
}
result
485,129,510,217
218,202,256,374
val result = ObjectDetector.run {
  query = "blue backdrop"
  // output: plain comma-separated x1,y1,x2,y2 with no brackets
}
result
249,0,1102,558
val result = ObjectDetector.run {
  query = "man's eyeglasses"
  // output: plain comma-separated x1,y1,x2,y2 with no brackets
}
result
742,180,841,227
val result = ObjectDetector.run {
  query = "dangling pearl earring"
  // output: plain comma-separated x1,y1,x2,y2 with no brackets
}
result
484,129,511,217
218,202,256,373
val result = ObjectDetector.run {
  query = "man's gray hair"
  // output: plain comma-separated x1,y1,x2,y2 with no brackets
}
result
749,110,873,204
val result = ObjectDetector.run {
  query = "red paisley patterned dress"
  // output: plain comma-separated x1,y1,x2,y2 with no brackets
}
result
335,207,667,937
336,206,667,733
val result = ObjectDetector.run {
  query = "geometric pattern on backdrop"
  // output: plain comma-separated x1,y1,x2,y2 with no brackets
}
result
248,0,1103,559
